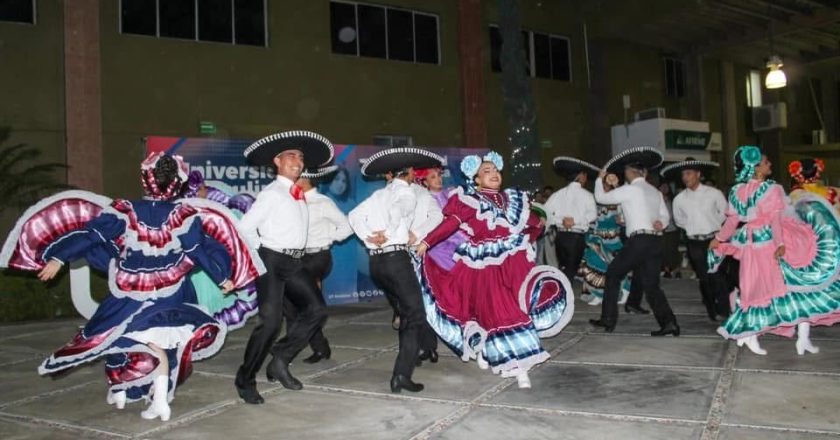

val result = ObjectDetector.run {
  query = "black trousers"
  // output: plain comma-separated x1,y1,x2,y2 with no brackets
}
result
686,239,731,316
236,248,327,387
369,251,425,377
281,250,332,354
601,235,676,328
554,231,586,282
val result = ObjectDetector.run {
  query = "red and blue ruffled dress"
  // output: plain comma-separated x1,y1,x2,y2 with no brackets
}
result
0,191,263,403
417,186,574,377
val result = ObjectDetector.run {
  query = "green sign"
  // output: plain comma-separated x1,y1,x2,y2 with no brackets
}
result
199,121,217,134
665,129,710,150
540,139,553,149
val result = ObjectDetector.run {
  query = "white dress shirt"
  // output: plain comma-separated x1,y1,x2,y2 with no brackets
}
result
595,176,670,236
304,188,353,249
410,184,443,242
544,181,597,233
348,178,417,250
239,175,308,251
672,183,727,237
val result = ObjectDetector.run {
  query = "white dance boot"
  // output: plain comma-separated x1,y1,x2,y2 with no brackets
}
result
618,290,629,305
106,390,126,409
516,372,531,389
477,352,489,370
737,335,767,355
588,296,603,306
796,322,820,355
141,375,171,421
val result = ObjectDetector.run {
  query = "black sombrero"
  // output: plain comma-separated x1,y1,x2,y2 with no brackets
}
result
360,147,444,177
603,146,664,175
659,157,719,180
243,130,334,168
300,164,339,180
553,156,600,179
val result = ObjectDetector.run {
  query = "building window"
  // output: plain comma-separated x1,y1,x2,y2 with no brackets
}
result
120,0,266,46
373,135,413,147
746,70,762,108
489,25,571,82
664,57,685,98
0,0,35,24
329,1,440,65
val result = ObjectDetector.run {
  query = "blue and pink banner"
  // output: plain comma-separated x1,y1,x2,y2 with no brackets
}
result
146,136,486,305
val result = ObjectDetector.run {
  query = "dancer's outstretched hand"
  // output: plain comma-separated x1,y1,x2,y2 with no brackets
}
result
220,280,235,294
774,245,786,258
415,242,429,257
709,239,720,250
38,260,62,281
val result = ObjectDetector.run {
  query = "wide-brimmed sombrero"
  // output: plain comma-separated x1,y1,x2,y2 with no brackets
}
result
603,146,664,175
553,156,600,179
243,130,334,168
300,164,339,180
660,157,719,180
360,147,444,177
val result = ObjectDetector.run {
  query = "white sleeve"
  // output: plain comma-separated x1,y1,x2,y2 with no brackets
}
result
713,189,728,226
348,198,374,240
324,199,353,243
594,178,627,205
658,193,671,225
582,192,597,226
672,194,688,230
411,192,443,241
544,192,561,225
238,190,276,248
385,187,416,238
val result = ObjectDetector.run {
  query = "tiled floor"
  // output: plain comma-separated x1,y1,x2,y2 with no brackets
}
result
1,278,839,439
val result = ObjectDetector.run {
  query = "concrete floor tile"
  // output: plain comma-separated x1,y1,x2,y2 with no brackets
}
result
718,426,840,440
156,388,459,440
0,358,100,407
734,339,840,374
556,334,727,368
434,407,704,440
0,418,87,440
490,364,718,421
725,371,840,432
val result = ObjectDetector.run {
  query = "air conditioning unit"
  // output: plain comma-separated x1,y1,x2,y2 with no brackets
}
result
373,135,414,148
752,103,787,132
634,107,666,121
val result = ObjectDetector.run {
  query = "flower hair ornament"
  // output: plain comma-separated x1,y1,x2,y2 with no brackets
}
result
460,151,504,180
140,152,190,200
734,146,762,183
788,158,824,185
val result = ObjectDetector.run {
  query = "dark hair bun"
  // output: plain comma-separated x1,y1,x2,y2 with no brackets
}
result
154,155,180,190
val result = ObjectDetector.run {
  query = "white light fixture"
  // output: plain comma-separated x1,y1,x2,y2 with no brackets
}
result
765,55,787,89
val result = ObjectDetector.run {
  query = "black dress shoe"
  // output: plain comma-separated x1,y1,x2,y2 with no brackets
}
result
235,384,264,404
429,349,439,363
390,374,424,393
589,319,615,333
266,357,303,390
651,322,681,337
625,304,650,315
302,349,331,364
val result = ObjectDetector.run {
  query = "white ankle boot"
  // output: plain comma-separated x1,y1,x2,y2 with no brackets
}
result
618,290,629,305
796,322,820,355
516,372,531,389
737,335,767,355
588,296,603,306
141,375,171,421
106,390,126,409
477,352,489,370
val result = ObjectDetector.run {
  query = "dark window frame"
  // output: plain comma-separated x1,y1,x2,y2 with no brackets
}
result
329,0,441,65
488,24,572,83
0,0,37,25
118,0,268,47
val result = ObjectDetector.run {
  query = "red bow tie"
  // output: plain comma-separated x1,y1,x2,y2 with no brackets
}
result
290,184,306,201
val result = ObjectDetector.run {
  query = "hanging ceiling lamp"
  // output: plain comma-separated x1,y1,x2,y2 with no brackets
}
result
765,55,787,89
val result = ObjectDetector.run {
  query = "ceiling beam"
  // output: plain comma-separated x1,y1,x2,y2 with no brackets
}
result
743,0,812,16
713,1,788,22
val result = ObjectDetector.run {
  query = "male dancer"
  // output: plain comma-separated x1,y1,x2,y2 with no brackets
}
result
662,158,729,321
545,157,598,282
349,147,444,393
280,165,353,363
236,131,334,404
589,147,679,336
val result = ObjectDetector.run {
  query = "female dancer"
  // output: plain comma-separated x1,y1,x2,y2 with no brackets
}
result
0,153,263,420
578,204,631,305
788,158,839,212
416,152,574,388
414,166,466,271
710,146,840,355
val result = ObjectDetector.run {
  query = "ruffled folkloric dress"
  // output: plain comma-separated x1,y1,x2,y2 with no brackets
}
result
0,191,263,404
417,186,574,377
578,204,631,300
793,182,839,214
188,184,259,330
709,180,840,338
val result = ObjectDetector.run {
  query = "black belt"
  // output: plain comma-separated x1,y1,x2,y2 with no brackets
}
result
305,246,330,254
368,245,408,256
687,233,717,241
628,229,663,237
275,248,305,259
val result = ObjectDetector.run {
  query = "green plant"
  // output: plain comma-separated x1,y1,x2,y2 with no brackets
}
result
0,127,71,215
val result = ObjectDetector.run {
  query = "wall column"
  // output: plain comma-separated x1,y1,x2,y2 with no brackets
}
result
457,0,487,148
64,0,102,191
